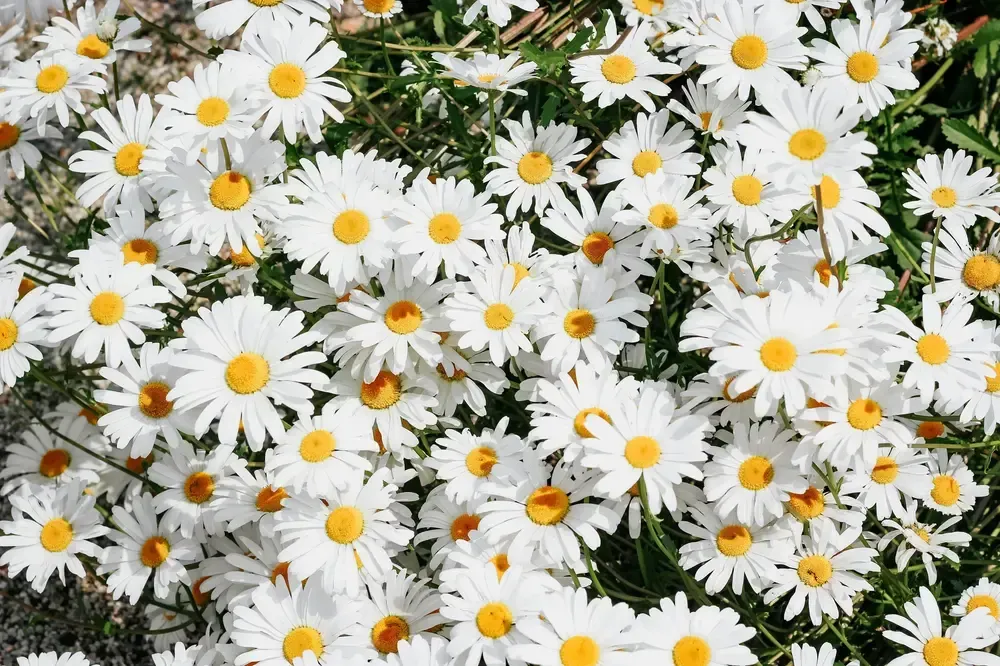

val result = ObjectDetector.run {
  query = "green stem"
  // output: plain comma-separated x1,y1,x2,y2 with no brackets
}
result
929,216,942,293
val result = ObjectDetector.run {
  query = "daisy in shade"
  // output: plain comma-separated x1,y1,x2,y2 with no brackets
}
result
782,474,865,532
614,173,714,257
462,0,538,26
45,262,170,368
483,111,589,219
16,656,93,666
508,587,636,666
275,468,413,597
444,263,546,367
424,345,510,418
209,465,291,537
158,131,288,257
678,502,795,595
219,14,349,143
569,17,678,112
738,83,874,189
34,0,150,65
266,402,377,497
231,577,371,666
884,587,999,666
923,449,988,515
880,503,971,585
414,491,487,570
354,0,404,19
904,149,1000,235
0,480,107,592
0,277,50,391
426,418,527,503
478,461,619,568
841,446,932,520
98,493,198,602
581,381,712,513
881,295,997,404
352,570,442,657
93,342,191,457
148,441,239,538
0,117,51,179
167,294,327,451
193,0,329,39
393,174,505,283
810,14,920,116
667,80,750,143
433,52,538,97
951,578,1000,631
1,422,101,495
630,592,758,666
763,523,878,625
921,229,1000,308
154,60,257,169
595,109,702,194
0,52,106,135
694,0,808,101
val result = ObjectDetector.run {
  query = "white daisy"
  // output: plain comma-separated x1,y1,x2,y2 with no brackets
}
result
0,277,50,391
433,51,538,97
147,441,239,538
193,0,329,39
884,587,999,666
0,117,51,179
923,449,987,515
841,446,932,520
880,505,971,585
1,422,101,494
352,570,442,657
667,79,750,143
903,149,1000,235
595,109,702,193
0,52,106,135
951,578,1000,631
615,173,714,256
921,229,1000,308
426,418,527,503
35,0,150,65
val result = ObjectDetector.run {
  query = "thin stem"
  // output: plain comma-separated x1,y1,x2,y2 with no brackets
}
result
929,216,942,293
380,18,395,76
488,89,497,156
814,184,835,280
112,61,121,101
220,137,232,171
567,25,633,60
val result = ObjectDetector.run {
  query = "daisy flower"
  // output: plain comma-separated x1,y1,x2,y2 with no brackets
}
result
147,441,239,538
168,294,327,450
266,402,377,497
595,109,702,193
841,446,932,520
16,655,93,666
923,449,987,515
1,422,102,494
803,170,889,257
629,591,758,666
393,174,504,283
424,344,510,417
209,465,290,537
0,117,51,179
462,0,537,26
219,14,349,143
352,570,442,657
200,533,293,611
782,475,865,531
194,0,329,39
46,262,169,368
667,79,750,143
790,644,856,666
34,0,150,65
93,342,191,457
921,229,1000,308
678,502,794,595
275,468,413,596
884,587,998,666
0,277,50,391
98,493,198,602
904,149,1000,235
483,223,557,290
0,480,107,592
0,0,62,25
483,111,589,219
414,491,487,570
951,578,1000,630
0,52,106,135
433,51,538,97
771,231,894,298
427,418,526,503
388,636,451,666
570,17,679,112
615,173,714,256
354,0,403,19
880,505,971,585
694,0,808,101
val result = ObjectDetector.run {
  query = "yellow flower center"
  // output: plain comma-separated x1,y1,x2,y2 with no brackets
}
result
716,524,752,556
574,407,610,438
300,429,336,463
731,174,763,206
228,233,264,268
76,33,110,59
255,485,288,512
581,231,614,264
871,456,899,484
525,485,570,525
814,175,841,208
490,553,510,579
931,475,960,506
812,259,835,287
759,337,797,372
476,602,514,639
673,636,711,666
931,186,958,208
517,151,553,184
916,333,950,365
140,536,170,568
634,0,664,15
737,456,774,490
90,291,125,325
624,435,661,469
560,636,600,666
0,122,20,150
484,303,515,331
917,421,946,439
384,299,423,334
428,212,462,244
648,203,679,229
283,627,324,662
40,517,73,552
450,513,481,541
36,65,69,93
601,54,636,84
788,487,825,520
325,506,364,544
209,171,252,211
364,0,396,13
114,142,145,177
847,398,882,431
563,309,596,339
967,595,1000,619
360,371,402,409
269,63,306,99
196,97,230,127
184,471,215,504
333,209,370,245
986,362,1000,393
699,112,713,130
249,0,283,5
39,449,70,477
122,238,158,265
788,129,827,161
372,616,409,654
138,381,173,419
846,51,879,83
731,35,768,69
797,554,833,587
0,317,17,351
465,446,498,477
962,254,1000,291
225,352,270,394
923,637,959,666
632,150,663,177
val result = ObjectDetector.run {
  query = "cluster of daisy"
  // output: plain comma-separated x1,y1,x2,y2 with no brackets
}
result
1,0,1000,666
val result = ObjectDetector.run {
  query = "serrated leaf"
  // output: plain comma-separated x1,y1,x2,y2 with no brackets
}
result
941,118,1000,162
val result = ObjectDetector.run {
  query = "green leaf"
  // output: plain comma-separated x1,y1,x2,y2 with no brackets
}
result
433,11,446,41
941,118,1000,161
518,43,566,75
540,94,560,126
562,27,593,55
972,19,1000,48
918,103,949,116
589,12,610,49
